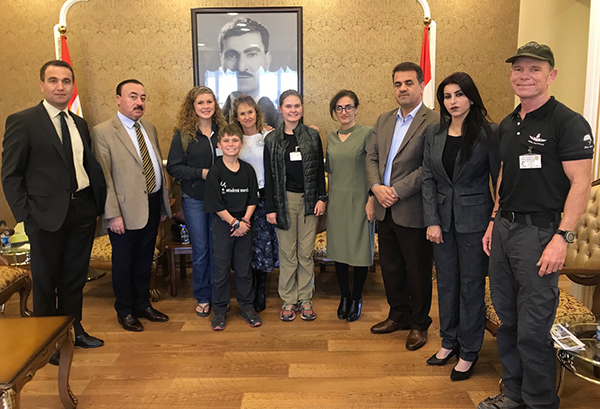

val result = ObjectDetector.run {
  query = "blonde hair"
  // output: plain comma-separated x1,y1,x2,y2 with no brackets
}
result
230,94,266,134
174,86,227,139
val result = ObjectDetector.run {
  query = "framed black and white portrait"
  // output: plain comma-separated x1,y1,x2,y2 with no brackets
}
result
191,7,303,128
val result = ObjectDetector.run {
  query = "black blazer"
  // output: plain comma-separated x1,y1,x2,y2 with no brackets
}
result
2,102,106,232
422,123,500,234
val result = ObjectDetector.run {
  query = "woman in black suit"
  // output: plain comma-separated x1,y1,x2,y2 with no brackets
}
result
422,72,499,381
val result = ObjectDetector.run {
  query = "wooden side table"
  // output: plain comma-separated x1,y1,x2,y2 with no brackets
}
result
0,316,77,409
164,241,192,296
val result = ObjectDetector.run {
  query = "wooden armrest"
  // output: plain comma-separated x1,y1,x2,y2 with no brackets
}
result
561,267,600,286
560,267,600,275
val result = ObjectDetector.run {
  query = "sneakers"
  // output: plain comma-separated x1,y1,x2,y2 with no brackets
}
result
280,303,297,321
211,314,226,331
477,393,526,409
299,300,317,321
241,308,262,327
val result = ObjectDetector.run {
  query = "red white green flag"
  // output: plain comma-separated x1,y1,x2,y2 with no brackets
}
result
60,35,82,116
420,26,434,109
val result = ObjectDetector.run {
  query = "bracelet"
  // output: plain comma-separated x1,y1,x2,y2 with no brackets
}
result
231,219,240,230
489,216,495,222
240,219,250,225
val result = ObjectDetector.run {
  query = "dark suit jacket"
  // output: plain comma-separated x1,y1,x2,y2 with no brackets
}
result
366,103,439,228
422,124,500,234
2,102,106,232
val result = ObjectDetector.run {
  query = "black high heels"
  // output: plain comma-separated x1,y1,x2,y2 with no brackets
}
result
426,347,459,366
337,296,350,320
450,357,478,381
346,298,362,322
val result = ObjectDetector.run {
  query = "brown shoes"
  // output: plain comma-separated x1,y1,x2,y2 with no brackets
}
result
118,314,144,332
370,318,411,334
406,329,427,350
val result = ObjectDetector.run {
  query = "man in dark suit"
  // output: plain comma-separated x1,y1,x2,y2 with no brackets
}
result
92,79,171,332
366,62,438,350
2,60,107,360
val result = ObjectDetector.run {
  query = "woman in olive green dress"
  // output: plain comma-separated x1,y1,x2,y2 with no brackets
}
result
326,90,376,322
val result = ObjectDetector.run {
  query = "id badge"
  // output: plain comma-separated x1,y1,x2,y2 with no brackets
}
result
215,148,223,157
290,151,302,161
519,153,542,169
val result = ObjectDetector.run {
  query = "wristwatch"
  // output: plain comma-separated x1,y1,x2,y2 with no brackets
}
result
556,229,576,244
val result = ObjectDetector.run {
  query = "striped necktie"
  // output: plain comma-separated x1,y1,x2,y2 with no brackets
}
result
134,122,157,193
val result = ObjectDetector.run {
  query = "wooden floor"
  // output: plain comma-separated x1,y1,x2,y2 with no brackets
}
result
2,266,599,408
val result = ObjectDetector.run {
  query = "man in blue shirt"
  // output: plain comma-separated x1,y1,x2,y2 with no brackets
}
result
366,62,438,350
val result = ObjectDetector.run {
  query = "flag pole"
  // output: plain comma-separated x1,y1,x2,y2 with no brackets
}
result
53,0,88,116
53,0,89,59
416,0,436,108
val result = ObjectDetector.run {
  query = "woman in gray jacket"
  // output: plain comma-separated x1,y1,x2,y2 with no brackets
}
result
422,72,499,381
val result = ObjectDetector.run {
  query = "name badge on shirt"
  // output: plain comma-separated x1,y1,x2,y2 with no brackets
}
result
519,153,542,169
290,146,302,161
215,148,223,157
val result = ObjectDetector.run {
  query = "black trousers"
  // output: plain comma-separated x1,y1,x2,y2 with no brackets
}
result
489,217,560,409
377,209,433,330
211,217,254,316
433,223,487,361
108,193,160,317
25,188,97,335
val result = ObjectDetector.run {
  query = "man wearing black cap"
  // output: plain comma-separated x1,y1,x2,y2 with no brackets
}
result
478,42,593,409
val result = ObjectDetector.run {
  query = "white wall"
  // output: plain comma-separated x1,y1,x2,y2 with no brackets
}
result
517,0,590,113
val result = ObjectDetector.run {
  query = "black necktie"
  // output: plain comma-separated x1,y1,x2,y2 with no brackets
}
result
59,111,78,192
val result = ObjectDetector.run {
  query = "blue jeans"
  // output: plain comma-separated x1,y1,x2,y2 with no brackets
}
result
182,193,213,303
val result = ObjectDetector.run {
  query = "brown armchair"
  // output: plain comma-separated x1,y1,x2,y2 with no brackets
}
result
0,255,32,317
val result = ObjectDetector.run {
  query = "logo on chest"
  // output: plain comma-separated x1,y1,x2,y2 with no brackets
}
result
528,133,547,146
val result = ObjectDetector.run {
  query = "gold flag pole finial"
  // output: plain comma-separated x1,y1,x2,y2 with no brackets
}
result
53,0,89,59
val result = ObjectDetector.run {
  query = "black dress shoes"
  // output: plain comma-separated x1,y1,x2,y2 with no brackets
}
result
346,298,362,322
370,318,411,334
337,297,350,320
49,349,60,366
426,347,458,365
406,329,428,351
118,314,144,332
451,357,478,381
133,306,169,322
75,332,104,348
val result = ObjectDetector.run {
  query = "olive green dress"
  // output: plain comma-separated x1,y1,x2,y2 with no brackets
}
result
325,123,375,266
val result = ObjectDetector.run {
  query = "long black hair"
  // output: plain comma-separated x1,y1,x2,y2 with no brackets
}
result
436,72,494,163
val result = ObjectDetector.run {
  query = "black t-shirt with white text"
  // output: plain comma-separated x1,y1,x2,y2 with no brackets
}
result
205,159,259,219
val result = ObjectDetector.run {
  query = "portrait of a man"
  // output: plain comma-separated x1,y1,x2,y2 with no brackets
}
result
192,8,302,129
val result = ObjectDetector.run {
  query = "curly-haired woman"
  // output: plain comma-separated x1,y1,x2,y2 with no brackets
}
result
167,86,227,317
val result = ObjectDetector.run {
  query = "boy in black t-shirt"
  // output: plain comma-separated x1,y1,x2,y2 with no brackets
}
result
205,124,260,330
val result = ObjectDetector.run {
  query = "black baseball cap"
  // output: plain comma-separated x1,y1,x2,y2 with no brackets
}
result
506,41,555,68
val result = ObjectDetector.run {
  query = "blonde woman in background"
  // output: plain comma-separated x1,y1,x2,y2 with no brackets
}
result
231,94,279,312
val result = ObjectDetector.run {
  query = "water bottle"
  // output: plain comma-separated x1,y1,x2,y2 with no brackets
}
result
180,224,190,244
1,234,10,249
597,318,600,342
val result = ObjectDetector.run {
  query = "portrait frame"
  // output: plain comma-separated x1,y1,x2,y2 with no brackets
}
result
191,7,303,125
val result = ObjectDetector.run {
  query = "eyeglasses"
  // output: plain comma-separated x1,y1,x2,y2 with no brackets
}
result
335,105,356,113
